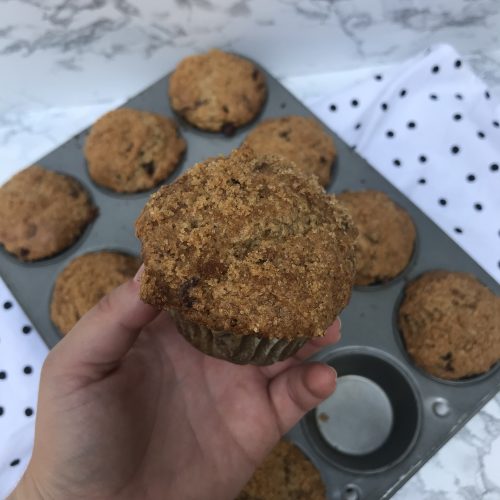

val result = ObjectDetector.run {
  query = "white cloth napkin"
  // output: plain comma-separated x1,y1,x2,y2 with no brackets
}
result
310,43,500,284
1,43,499,497
0,279,47,497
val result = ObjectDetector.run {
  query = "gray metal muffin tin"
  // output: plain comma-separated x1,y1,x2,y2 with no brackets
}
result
1,58,499,500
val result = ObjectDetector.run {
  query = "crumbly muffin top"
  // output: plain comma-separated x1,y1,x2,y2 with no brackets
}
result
168,49,267,133
136,147,356,340
51,251,140,335
398,271,500,380
243,115,336,187
337,190,416,286
0,165,97,261
237,440,325,500
85,108,186,193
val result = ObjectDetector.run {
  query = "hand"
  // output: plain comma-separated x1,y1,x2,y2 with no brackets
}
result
11,271,340,500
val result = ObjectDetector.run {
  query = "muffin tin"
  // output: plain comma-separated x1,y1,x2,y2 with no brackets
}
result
0,57,499,499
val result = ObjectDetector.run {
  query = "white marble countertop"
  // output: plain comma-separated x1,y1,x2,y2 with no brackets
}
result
1,1,499,498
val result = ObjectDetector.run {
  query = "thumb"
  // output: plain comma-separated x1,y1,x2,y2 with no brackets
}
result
51,268,159,379
268,362,336,434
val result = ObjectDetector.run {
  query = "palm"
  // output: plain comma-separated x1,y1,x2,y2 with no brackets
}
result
23,281,338,500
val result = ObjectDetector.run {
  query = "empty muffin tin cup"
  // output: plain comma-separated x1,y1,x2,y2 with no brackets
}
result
304,347,421,473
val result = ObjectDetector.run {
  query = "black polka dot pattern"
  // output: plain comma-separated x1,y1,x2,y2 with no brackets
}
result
1,278,48,485
317,46,499,283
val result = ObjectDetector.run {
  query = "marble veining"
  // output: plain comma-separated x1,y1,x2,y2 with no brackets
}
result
1,0,500,498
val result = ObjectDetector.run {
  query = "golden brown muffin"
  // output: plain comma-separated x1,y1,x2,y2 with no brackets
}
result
51,251,140,335
85,108,186,193
243,115,336,187
237,440,326,499
337,190,416,286
169,49,267,133
398,271,500,380
0,165,97,261
136,147,356,364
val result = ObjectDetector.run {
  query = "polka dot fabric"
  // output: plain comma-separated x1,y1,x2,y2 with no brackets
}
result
0,278,48,498
311,44,500,284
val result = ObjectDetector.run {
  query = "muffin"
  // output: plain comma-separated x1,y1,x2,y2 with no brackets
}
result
0,165,97,261
243,115,336,187
85,108,186,193
51,251,140,334
398,271,500,380
237,440,325,499
136,147,356,365
168,49,267,134
337,190,416,286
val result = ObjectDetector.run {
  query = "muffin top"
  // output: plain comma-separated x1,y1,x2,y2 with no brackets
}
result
136,147,356,340
337,190,416,286
0,165,97,261
85,108,186,193
398,271,500,380
51,251,140,335
237,440,325,500
243,115,336,187
168,49,267,133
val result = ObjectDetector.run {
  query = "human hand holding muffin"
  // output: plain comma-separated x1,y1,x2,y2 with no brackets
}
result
11,271,341,500
11,147,355,500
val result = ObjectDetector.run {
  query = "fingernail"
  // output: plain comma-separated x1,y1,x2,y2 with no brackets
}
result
337,317,342,331
328,365,337,381
134,264,145,283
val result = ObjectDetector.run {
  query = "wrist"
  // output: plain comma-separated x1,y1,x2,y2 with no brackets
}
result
8,470,46,500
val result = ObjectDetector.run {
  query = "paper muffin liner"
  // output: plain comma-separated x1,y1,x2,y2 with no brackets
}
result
170,309,308,365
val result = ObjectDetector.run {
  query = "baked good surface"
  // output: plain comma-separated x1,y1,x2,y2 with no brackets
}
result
336,190,416,286
243,115,336,187
136,146,356,341
50,251,140,334
398,270,500,380
85,108,186,193
168,49,267,133
237,440,325,500
0,165,97,261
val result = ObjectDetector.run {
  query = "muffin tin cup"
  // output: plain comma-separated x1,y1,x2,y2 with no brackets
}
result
302,347,422,475
1,57,499,499
169,309,307,365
